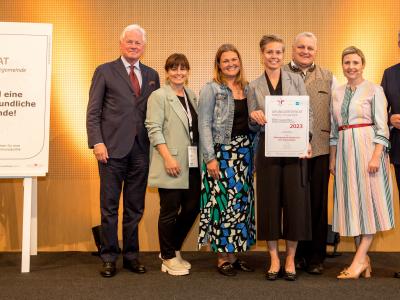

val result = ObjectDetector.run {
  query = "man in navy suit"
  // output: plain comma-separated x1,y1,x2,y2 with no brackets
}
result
86,24,160,277
381,31,400,279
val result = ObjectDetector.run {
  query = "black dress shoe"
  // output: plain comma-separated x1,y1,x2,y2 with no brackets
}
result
123,259,146,274
217,262,237,276
100,262,116,278
307,263,323,275
232,259,254,272
394,271,400,278
295,257,307,270
284,270,297,281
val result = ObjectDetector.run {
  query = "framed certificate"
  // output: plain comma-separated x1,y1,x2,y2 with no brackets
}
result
265,95,309,157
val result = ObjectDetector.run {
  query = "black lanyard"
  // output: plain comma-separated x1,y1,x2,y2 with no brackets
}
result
178,91,194,145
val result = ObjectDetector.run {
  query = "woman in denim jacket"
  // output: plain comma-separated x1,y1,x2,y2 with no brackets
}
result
198,44,256,276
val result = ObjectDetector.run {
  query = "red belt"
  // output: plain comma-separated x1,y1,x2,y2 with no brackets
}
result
338,123,374,131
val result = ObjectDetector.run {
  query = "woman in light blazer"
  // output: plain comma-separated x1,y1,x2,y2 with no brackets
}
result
146,53,200,276
248,35,312,281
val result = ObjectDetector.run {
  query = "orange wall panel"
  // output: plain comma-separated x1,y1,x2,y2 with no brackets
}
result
0,0,399,251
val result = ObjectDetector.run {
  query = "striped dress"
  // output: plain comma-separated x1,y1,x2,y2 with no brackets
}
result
330,80,394,236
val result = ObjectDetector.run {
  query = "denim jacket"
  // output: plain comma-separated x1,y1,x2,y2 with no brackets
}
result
198,81,249,163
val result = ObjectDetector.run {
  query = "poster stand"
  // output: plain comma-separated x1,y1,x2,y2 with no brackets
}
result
0,22,52,273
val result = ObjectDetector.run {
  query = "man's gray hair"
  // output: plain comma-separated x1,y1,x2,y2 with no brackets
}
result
293,32,317,45
120,24,147,43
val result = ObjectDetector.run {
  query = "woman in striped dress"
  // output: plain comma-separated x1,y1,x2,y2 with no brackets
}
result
329,46,394,279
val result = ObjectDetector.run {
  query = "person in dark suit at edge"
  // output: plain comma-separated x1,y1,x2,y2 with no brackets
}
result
86,24,160,277
381,30,400,279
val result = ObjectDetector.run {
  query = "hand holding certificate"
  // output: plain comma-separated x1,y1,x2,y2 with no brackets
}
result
265,95,309,157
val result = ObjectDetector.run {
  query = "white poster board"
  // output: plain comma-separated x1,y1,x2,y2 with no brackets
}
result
0,22,52,177
0,22,52,273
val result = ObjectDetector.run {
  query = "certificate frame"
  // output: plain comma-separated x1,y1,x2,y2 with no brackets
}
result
265,95,309,157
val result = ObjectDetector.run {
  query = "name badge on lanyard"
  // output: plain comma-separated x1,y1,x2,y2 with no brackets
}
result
180,91,198,168
188,145,198,168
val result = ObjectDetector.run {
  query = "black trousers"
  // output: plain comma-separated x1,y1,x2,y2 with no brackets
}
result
98,141,149,263
256,136,311,241
296,155,330,265
158,168,201,259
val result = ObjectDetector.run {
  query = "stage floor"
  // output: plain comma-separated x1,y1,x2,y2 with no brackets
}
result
1,251,400,299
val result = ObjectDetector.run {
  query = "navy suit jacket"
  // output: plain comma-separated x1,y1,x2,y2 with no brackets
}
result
381,63,400,164
87,58,160,158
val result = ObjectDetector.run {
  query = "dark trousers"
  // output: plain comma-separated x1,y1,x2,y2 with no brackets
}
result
158,168,201,259
98,141,149,263
296,155,330,265
256,136,311,241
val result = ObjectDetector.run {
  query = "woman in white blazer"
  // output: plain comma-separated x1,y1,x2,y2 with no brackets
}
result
145,53,200,276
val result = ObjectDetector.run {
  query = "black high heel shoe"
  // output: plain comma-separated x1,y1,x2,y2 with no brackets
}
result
284,270,297,281
266,267,283,281
266,270,279,280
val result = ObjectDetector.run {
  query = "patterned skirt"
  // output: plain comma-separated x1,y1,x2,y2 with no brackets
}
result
198,134,256,252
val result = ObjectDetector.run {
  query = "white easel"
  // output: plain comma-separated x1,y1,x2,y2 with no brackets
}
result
0,176,38,273
21,177,38,273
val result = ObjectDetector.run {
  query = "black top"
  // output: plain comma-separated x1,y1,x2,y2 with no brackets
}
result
231,98,250,137
265,72,282,95
177,93,199,145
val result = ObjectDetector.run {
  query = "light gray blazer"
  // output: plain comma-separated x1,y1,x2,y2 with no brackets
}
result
247,69,313,134
145,84,198,188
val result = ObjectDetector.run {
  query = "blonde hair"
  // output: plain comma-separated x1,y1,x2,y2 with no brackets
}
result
213,44,247,90
342,46,366,65
259,34,285,52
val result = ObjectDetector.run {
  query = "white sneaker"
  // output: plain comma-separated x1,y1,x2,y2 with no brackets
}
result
175,251,191,270
161,257,189,276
